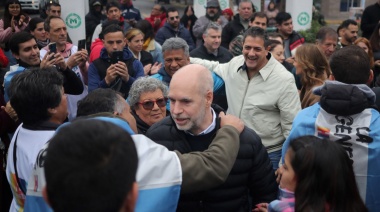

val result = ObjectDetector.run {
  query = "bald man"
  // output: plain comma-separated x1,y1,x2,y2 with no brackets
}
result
146,64,277,212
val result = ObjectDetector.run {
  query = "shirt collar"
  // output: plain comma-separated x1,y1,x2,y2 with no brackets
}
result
237,53,274,81
186,108,216,136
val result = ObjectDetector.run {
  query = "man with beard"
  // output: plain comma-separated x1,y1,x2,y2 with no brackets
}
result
192,0,228,47
155,7,195,51
146,64,278,211
221,0,254,48
191,27,301,169
337,19,358,49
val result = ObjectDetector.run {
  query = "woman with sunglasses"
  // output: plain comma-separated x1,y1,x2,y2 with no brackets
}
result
128,77,169,134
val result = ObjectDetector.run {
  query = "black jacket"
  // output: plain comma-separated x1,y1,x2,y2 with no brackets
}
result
146,105,278,212
190,44,233,63
360,2,380,39
85,0,105,39
221,14,246,48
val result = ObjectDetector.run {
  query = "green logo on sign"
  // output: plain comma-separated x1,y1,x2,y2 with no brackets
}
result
66,13,81,29
198,0,205,5
297,12,310,26
219,0,227,8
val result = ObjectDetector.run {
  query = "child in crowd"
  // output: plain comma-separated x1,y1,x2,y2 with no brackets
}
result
254,136,367,212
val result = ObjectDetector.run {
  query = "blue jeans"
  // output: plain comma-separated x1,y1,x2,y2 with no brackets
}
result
268,149,282,170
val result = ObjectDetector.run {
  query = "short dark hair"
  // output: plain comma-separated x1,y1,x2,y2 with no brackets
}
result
265,39,282,51
26,17,45,32
243,26,268,44
166,7,178,18
275,12,292,25
9,67,63,125
44,15,63,32
340,19,358,29
101,24,123,38
290,136,367,211
9,31,35,54
46,2,61,10
106,1,121,12
135,20,155,41
77,88,121,117
330,45,370,84
44,119,138,212
99,21,120,39
250,12,268,25
316,26,338,43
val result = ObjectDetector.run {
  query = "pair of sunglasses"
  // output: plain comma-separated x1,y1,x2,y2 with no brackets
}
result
137,97,168,110
169,16,179,21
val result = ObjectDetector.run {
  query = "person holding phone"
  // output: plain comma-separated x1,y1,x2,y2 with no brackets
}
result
88,24,144,98
40,16,88,121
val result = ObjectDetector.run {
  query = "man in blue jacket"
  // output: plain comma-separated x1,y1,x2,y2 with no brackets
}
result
281,46,380,211
88,24,144,98
155,7,195,51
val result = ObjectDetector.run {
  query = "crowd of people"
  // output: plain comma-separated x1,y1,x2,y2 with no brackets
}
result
1,0,380,211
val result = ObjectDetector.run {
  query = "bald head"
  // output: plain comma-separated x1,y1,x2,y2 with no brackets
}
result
172,64,213,94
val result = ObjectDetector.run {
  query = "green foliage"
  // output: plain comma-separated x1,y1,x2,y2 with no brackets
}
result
298,20,323,43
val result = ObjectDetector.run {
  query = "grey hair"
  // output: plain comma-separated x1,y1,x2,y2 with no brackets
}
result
114,94,127,115
239,0,252,7
161,37,189,56
128,77,168,110
203,22,222,36
200,69,214,94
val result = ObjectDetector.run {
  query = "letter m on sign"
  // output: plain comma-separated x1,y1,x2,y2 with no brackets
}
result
70,18,77,24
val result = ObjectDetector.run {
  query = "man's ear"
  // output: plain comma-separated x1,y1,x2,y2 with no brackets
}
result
368,69,374,86
329,74,335,81
120,182,138,212
46,31,50,39
12,52,20,60
42,186,52,207
206,90,213,106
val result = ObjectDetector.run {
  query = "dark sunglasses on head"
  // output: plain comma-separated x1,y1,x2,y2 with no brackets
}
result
137,97,168,110
169,16,179,21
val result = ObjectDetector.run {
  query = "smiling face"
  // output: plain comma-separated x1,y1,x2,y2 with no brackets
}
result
8,3,21,17
242,36,268,73
135,89,167,126
163,49,190,77
13,39,41,66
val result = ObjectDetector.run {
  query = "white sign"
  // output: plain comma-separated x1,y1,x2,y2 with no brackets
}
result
194,0,230,18
286,0,313,31
60,0,88,46
251,0,261,12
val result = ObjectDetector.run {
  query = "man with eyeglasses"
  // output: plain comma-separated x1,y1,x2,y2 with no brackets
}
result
192,0,228,47
40,16,88,120
155,7,195,51
88,24,144,98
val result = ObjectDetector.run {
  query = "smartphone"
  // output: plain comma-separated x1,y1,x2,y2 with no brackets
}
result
78,39,86,50
111,51,124,64
48,42,57,54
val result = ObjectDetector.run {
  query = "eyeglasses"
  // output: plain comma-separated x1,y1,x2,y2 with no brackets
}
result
169,16,179,21
137,97,168,110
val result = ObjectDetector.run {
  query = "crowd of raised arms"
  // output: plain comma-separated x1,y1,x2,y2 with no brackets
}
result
1,0,380,211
